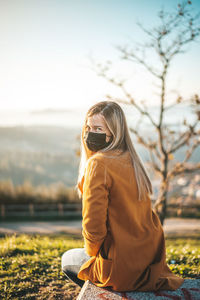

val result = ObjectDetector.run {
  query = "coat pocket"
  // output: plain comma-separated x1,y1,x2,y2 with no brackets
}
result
94,248,113,283
101,230,113,260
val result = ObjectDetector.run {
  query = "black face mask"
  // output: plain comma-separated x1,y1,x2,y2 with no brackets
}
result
84,131,113,152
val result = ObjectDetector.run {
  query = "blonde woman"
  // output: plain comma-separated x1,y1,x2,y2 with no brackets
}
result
61,101,184,292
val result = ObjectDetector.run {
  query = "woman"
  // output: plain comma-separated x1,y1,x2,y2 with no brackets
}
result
61,101,184,292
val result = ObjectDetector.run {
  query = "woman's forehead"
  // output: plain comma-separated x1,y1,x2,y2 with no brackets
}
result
87,114,106,126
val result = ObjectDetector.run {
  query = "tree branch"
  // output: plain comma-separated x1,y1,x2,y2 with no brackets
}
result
168,162,200,178
169,119,199,153
116,45,162,78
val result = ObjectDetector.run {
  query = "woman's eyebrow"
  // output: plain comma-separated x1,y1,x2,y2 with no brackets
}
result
87,125,103,128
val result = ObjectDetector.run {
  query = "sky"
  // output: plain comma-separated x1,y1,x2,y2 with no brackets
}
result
0,0,200,112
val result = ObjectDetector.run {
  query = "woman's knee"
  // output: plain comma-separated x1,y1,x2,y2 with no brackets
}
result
61,248,89,273
61,250,70,271
61,250,74,272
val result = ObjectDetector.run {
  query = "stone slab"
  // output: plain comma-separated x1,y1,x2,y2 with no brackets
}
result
77,279,200,300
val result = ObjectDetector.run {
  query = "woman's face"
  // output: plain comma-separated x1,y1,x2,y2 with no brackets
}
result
86,113,112,143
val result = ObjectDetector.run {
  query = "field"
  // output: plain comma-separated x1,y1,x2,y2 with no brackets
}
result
0,234,199,299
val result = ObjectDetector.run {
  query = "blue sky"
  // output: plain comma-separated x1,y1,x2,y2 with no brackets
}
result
0,0,200,111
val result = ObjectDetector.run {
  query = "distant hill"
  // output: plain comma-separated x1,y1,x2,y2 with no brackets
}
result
0,125,199,189
0,126,81,187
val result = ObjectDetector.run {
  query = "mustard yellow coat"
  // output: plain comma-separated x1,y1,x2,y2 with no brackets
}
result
77,149,184,292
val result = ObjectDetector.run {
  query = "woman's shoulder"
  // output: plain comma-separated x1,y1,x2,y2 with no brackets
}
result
88,149,131,166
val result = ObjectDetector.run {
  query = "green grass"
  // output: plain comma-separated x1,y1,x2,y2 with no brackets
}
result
165,238,200,279
0,235,199,300
0,234,83,300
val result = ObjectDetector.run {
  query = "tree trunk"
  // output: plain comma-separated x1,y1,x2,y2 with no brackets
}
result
153,180,169,226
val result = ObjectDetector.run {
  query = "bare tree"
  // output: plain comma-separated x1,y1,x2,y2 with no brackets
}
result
87,0,200,225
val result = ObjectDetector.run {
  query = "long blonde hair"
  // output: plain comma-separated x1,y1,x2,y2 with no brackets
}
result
75,101,152,201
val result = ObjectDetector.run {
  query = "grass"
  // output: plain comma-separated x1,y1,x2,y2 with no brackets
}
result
0,234,83,300
0,234,199,300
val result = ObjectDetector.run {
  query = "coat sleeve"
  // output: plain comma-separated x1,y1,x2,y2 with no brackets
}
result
82,158,111,257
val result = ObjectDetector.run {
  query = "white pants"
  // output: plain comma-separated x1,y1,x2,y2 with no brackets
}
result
61,247,91,287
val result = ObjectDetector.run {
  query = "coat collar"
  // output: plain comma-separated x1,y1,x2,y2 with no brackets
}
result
91,149,132,164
